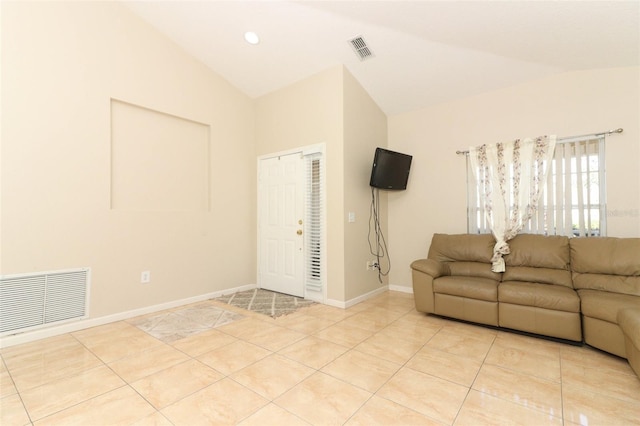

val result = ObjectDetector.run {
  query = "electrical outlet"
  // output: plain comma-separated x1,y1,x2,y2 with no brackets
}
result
366,261,377,271
141,271,151,283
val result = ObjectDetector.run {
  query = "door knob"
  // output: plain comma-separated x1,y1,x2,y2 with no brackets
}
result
297,229,303,235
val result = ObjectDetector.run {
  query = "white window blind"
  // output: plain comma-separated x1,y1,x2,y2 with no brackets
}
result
305,153,324,295
468,136,606,237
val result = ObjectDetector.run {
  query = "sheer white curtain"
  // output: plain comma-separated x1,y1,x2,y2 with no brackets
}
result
469,136,556,272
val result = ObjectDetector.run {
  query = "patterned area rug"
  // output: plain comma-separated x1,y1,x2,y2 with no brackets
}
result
129,303,245,343
214,288,316,318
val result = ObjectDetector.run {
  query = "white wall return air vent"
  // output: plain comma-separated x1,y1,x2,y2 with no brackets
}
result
0,268,90,336
348,36,374,61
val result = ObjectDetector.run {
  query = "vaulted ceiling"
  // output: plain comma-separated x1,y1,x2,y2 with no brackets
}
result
124,1,640,115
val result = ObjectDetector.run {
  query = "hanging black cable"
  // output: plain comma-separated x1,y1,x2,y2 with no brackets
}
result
368,187,391,283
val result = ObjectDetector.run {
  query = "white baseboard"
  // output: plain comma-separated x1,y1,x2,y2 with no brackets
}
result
0,283,256,349
326,285,390,309
389,284,413,294
0,283,412,348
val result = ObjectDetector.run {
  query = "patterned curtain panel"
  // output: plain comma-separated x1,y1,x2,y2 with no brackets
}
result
469,136,557,272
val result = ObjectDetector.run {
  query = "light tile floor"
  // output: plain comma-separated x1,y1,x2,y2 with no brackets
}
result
1,291,639,425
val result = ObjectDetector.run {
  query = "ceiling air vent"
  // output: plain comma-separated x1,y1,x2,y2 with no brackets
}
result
348,36,374,61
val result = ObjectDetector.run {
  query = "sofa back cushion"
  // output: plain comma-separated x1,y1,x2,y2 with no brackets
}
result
503,234,573,288
428,233,495,262
428,234,500,281
570,237,640,296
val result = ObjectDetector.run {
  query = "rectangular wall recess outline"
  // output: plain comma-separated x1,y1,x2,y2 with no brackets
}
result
110,99,211,212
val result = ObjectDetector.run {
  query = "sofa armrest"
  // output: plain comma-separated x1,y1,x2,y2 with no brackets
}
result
410,258,449,278
619,309,640,349
411,259,448,314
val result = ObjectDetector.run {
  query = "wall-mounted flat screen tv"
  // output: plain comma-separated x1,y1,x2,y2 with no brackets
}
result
369,147,413,190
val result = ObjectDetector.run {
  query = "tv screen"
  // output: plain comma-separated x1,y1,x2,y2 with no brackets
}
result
369,148,413,190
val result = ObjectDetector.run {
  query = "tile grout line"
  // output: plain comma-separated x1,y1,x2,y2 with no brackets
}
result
0,353,35,426
450,330,498,425
3,293,636,425
357,309,446,425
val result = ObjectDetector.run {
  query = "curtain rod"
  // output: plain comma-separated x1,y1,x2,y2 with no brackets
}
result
455,128,623,155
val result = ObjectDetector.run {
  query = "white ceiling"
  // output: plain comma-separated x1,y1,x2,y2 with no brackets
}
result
123,0,640,116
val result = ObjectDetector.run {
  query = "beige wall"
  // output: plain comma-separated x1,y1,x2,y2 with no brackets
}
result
388,67,640,290
255,66,345,301
3,2,637,323
1,2,256,317
255,66,388,303
343,70,389,300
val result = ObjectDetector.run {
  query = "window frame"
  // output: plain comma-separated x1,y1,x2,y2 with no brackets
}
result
466,136,607,237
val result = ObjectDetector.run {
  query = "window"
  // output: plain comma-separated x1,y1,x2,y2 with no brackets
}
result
467,136,606,237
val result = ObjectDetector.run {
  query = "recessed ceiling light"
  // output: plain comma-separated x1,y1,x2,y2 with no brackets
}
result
244,31,260,45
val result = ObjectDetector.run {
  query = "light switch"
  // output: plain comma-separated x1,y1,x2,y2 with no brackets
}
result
348,212,356,223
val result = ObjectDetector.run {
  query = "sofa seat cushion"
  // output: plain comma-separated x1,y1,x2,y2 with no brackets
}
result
447,262,501,280
499,281,580,312
433,276,498,302
503,266,573,289
579,289,640,323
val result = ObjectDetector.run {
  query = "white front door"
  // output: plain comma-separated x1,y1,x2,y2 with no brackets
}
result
258,153,305,297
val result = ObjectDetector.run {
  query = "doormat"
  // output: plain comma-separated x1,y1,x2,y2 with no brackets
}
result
214,288,316,319
129,304,245,343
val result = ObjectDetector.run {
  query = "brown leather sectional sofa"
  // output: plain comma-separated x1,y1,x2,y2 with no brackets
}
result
411,233,640,377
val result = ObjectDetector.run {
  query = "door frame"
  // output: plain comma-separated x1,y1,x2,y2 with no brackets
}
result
257,143,326,302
